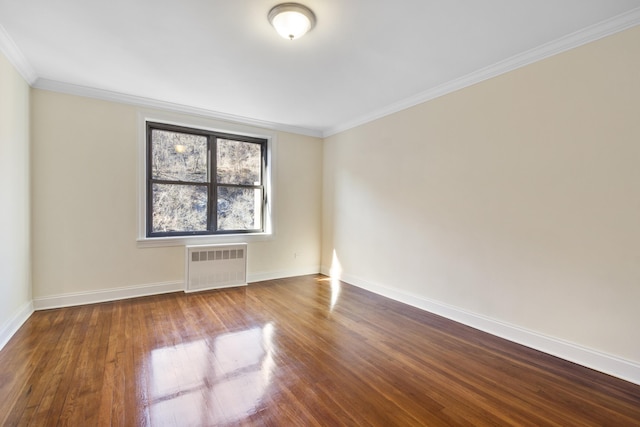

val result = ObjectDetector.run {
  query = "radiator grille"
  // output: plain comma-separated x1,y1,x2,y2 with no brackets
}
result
185,244,248,292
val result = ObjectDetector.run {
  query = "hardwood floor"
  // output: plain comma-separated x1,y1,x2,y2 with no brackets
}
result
1,275,639,426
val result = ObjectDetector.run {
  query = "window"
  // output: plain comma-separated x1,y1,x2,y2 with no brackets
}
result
146,122,267,237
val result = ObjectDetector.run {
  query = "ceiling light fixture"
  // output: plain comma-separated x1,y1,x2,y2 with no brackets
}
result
268,3,316,40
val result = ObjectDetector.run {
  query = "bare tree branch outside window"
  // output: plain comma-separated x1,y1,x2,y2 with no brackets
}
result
147,123,266,237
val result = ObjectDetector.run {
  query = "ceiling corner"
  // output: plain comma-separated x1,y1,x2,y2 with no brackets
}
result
0,24,37,85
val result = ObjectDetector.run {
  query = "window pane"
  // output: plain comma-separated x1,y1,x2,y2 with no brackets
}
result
217,139,261,185
217,186,262,231
152,184,208,232
151,130,207,182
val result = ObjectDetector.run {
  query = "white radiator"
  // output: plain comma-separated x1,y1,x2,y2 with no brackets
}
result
185,243,248,292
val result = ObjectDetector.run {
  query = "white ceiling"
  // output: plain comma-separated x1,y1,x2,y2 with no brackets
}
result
1,1,639,136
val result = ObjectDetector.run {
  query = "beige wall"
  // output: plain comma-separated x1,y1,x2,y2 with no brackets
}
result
31,90,322,299
322,26,640,363
8,20,639,378
0,51,31,342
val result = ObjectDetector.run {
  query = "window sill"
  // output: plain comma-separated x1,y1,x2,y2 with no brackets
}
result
136,232,273,248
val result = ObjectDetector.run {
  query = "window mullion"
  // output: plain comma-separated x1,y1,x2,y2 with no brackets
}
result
149,179,205,187
209,136,217,233
217,183,263,190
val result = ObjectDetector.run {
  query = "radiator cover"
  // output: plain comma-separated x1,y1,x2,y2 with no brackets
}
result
185,243,248,292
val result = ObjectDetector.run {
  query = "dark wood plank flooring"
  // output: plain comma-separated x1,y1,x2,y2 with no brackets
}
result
1,275,639,426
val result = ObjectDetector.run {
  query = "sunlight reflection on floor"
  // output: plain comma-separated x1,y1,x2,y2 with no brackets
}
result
330,249,343,312
148,323,275,425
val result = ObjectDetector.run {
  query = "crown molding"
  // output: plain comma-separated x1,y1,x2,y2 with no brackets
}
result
32,78,324,138
323,7,640,137
4,7,639,139
0,24,37,84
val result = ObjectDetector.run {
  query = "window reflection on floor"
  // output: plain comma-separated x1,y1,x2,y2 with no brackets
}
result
148,323,275,425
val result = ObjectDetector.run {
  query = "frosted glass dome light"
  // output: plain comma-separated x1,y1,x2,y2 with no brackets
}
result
268,3,316,40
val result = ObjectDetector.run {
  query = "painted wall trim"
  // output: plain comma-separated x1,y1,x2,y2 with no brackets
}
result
323,7,640,137
6,9,637,140
0,24,37,84
32,78,323,138
248,266,321,283
0,301,34,351
32,281,184,310
321,266,640,386
30,267,321,311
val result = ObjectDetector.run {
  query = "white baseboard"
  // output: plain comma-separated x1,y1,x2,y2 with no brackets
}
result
248,266,321,283
30,267,322,311
21,268,639,385
33,281,184,310
0,300,34,351
184,283,248,294
336,270,640,386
